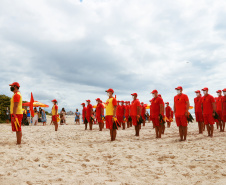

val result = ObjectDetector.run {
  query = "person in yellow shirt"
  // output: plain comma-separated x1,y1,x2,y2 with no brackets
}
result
105,88,117,141
9,82,23,145
51,99,59,131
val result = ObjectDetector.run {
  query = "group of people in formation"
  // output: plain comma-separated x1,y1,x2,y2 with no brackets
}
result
8,81,226,144
80,87,226,141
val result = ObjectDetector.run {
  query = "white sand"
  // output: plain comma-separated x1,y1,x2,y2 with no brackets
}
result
1,116,226,185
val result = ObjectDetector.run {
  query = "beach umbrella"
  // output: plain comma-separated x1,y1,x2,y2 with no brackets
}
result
23,101,49,108
189,106,194,110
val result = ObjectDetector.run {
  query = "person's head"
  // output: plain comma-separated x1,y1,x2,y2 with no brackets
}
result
131,93,138,101
175,86,183,95
195,90,201,97
223,89,226,96
127,101,130,105
81,103,85,107
9,82,20,93
105,88,114,98
216,90,222,97
202,87,209,96
34,107,37,111
165,102,169,107
62,108,65,112
121,101,124,106
52,99,57,105
86,100,91,105
76,109,78,112
141,102,144,106
117,101,120,105
151,90,158,98
95,98,101,104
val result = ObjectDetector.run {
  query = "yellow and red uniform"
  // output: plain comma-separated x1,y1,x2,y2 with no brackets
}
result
10,92,23,132
202,94,215,125
130,99,140,126
174,93,189,127
151,97,164,126
194,96,204,122
105,97,117,129
52,104,59,122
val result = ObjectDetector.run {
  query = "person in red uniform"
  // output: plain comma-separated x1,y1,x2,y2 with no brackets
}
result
221,88,226,132
130,93,141,136
96,98,104,131
151,90,164,138
141,102,146,126
165,102,172,128
174,86,190,141
201,87,216,137
194,90,204,134
86,100,93,130
9,82,23,144
105,88,117,141
216,90,223,131
81,103,87,130
149,99,154,128
116,101,121,124
119,101,126,130
51,99,59,131
125,101,130,128
158,94,166,134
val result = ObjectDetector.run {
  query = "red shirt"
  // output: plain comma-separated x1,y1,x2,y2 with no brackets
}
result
222,96,226,115
125,105,130,117
150,99,154,117
141,105,146,117
216,96,223,111
130,99,140,116
151,97,164,117
165,106,172,117
194,96,202,113
174,93,189,116
119,105,125,116
116,105,121,117
202,94,215,115
96,103,104,117
86,104,93,118
82,107,87,120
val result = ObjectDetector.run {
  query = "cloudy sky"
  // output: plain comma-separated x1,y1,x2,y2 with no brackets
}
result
1,0,226,112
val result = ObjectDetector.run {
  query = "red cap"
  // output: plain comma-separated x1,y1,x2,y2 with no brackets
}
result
51,99,57,102
95,98,101,101
158,94,162,97
9,82,20,87
100,100,102,103
165,102,169,104
175,86,183,90
131,93,138,96
81,103,85,105
121,101,124,103
86,100,91,102
141,102,144,104
151,90,158,94
202,87,208,91
216,90,222,93
222,88,226,92
105,88,114,93
195,90,200,93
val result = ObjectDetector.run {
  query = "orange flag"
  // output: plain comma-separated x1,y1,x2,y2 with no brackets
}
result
30,92,34,117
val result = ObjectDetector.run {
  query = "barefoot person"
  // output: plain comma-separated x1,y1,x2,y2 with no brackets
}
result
51,99,59,131
174,86,190,141
216,90,223,132
194,90,204,134
130,93,141,136
119,101,126,130
222,88,226,132
141,102,146,126
201,87,216,137
158,94,166,134
9,82,23,144
151,90,164,138
105,88,117,141
75,109,80,125
96,98,104,131
165,102,172,128
86,100,93,130
125,101,131,128
81,103,87,130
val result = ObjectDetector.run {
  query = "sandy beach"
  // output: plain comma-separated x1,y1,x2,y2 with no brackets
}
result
1,116,226,185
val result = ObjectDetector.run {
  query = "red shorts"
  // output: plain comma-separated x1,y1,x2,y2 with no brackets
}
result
203,114,215,125
216,111,223,120
11,114,23,132
175,115,188,127
106,115,113,129
131,116,138,126
117,116,123,123
96,116,102,123
141,115,145,121
52,115,57,122
222,115,226,122
195,112,204,122
86,116,91,123
152,117,160,127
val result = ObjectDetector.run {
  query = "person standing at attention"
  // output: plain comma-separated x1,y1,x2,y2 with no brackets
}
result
51,99,59,131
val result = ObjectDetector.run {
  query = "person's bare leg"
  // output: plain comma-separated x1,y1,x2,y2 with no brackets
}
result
210,125,214,137
54,121,58,131
143,120,145,126
200,122,203,134
219,121,223,132
85,123,87,130
216,122,219,129
203,122,205,131
179,126,183,141
167,122,170,128
223,122,225,132
207,124,210,136
99,122,102,131
161,124,165,134
155,127,158,138
122,122,125,130
89,121,93,130
110,129,113,141
113,129,117,141
184,126,187,141
158,126,162,138
16,131,22,144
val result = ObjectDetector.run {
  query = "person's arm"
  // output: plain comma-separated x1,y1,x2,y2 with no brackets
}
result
13,102,19,115
101,107,104,116
112,106,117,122
160,104,164,115
185,101,190,116
212,102,216,116
173,104,175,116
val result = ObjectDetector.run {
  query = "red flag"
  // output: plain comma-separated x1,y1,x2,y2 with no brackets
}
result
30,92,34,117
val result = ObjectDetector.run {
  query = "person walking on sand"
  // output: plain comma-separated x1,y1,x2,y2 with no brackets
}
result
165,102,172,128
194,90,204,134
96,98,104,131
105,88,117,141
221,88,226,132
86,100,93,130
81,103,87,130
201,87,216,137
9,82,23,144
51,99,59,131
151,90,164,138
174,86,190,141
130,93,141,136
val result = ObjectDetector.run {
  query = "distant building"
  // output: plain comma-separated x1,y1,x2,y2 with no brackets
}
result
66,111,74,115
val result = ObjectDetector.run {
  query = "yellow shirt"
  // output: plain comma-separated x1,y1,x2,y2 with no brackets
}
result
105,97,117,116
10,92,23,114
52,105,58,116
